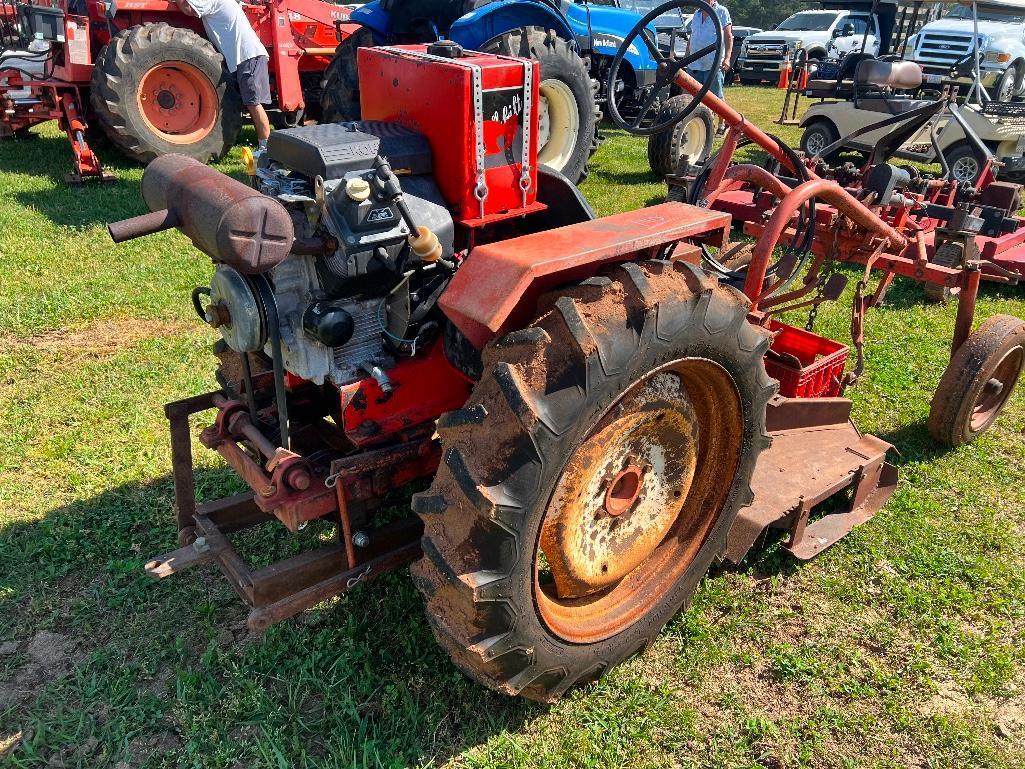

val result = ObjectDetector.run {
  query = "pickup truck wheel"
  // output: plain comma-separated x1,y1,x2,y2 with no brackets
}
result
996,64,1020,103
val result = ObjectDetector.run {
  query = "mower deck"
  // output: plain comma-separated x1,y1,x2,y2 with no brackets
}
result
725,396,897,563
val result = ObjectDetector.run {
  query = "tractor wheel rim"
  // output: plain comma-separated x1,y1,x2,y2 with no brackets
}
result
952,155,979,184
535,358,743,644
806,131,827,155
679,116,708,162
970,345,1024,431
138,62,218,144
536,78,580,171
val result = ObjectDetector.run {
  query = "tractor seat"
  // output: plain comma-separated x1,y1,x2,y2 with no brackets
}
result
854,59,923,90
856,97,934,115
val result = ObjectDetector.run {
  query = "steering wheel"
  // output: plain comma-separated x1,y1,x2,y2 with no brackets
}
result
605,0,724,136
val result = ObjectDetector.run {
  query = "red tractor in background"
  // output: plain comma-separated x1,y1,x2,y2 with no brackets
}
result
0,0,356,181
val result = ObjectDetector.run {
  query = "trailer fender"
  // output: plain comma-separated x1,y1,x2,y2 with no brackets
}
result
448,0,576,51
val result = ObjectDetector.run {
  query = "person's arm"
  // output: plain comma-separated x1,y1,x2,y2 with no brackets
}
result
722,23,733,71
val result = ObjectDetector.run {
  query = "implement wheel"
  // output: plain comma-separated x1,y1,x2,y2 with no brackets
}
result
412,262,775,701
91,23,242,164
929,314,1025,446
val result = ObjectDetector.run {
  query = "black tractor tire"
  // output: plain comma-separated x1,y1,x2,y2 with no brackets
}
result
800,120,839,162
944,141,986,186
928,314,1025,446
90,23,242,165
320,25,375,123
647,94,715,177
482,27,596,184
411,261,776,702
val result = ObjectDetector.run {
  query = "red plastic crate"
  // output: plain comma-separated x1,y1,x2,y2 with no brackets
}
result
763,320,848,398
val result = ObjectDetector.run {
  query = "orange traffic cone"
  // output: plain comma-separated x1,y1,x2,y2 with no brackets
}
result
777,51,792,89
798,65,809,90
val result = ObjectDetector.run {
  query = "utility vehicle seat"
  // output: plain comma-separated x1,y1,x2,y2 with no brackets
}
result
805,53,877,99
856,97,934,115
852,60,927,114
854,59,923,90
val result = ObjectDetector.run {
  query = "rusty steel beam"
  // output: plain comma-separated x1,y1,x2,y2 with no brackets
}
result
952,265,982,355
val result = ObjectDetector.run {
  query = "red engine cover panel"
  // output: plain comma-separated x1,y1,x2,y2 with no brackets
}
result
336,341,473,446
357,44,540,223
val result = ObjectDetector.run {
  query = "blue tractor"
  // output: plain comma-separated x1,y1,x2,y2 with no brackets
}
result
319,0,663,184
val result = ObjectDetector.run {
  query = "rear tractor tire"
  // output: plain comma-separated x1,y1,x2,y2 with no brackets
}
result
928,314,1025,446
319,25,375,123
411,261,776,701
647,94,715,177
90,23,242,165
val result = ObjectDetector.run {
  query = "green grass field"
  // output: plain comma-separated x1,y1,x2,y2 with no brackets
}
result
1,86,1024,768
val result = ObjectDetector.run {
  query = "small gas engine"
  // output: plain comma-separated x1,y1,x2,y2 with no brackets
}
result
220,120,457,390
110,43,546,448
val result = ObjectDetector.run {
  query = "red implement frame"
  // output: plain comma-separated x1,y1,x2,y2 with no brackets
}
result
0,0,357,181
668,70,986,358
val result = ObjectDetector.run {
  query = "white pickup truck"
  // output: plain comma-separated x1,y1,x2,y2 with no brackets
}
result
905,4,1025,102
736,9,879,84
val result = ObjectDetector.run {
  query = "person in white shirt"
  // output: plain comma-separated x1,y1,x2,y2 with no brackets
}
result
176,0,272,148
685,0,732,133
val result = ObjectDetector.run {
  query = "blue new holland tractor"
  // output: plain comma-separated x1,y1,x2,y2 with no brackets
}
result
319,0,664,183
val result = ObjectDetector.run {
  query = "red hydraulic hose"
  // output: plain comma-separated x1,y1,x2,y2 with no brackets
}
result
743,179,909,303
704,164,793,205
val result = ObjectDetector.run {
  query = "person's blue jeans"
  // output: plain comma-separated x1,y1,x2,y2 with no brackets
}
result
686,67,724,100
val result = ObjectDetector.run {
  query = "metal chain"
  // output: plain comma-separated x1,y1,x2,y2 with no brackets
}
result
805,219,843,331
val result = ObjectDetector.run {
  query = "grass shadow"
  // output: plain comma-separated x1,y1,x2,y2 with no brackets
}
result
0,468,537,767
1,129,151,230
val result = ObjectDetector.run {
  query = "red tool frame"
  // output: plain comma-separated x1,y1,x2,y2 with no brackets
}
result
0,0,357,180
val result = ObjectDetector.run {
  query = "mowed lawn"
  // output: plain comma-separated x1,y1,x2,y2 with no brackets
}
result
1,86,1024,769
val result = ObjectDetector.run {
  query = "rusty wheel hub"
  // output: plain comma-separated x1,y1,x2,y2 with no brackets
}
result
541,376,699,597
534,358,743,644
971,346,1024,431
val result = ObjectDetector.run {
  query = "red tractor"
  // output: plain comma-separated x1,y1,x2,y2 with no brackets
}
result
108,2,1025,703
0,0,356,181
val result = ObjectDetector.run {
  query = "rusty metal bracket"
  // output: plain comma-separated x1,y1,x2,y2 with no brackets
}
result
145,495,423,633
725,396,898,564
